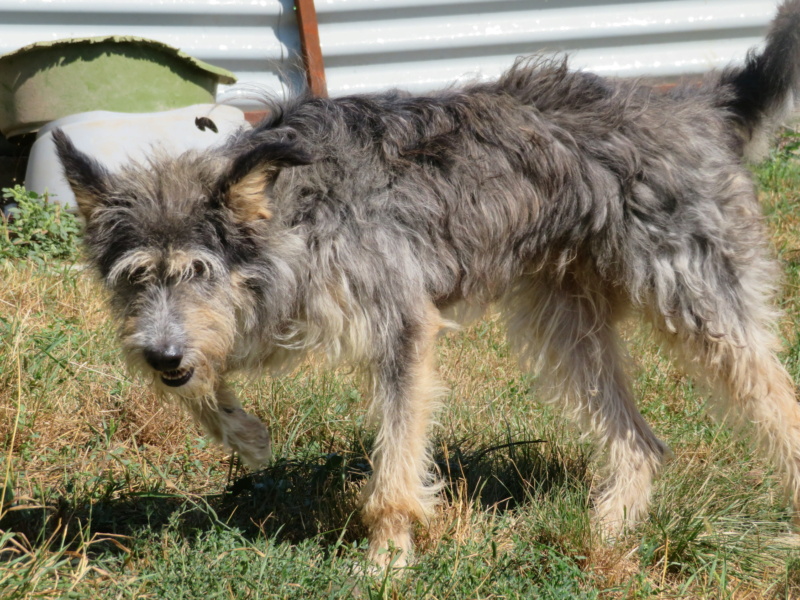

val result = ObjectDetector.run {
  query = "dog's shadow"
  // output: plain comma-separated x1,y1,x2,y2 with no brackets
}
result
1,437,588,556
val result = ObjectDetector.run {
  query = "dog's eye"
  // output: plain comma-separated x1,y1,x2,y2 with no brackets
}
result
128,266,148,284
191,260,207,279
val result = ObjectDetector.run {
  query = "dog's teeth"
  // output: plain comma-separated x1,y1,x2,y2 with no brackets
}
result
158,367,194,388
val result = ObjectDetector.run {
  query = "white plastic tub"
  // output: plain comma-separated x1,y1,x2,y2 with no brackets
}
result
25,103,249,209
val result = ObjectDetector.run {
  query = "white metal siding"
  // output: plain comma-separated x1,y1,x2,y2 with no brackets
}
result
0,0,781,101
317,0,779,94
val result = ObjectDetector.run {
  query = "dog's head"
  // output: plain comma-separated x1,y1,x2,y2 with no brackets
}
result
54,128,312,398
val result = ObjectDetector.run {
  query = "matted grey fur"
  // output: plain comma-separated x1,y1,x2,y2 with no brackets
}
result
56,0,800,565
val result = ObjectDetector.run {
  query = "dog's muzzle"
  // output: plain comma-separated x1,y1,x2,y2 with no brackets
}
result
143,345,194,387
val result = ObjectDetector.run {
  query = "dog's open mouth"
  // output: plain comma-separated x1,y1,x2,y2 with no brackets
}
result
160,367,195,387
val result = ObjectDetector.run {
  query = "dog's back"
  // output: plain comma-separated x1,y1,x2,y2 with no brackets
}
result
250,16,798,318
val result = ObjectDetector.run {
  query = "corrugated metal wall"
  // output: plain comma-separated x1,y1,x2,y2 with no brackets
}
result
0,0,780,101
317,0,779,94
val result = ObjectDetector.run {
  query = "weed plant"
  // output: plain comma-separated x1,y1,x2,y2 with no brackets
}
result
0,186,80,263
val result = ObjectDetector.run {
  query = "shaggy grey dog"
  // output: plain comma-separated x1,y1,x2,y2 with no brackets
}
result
56,0,800,565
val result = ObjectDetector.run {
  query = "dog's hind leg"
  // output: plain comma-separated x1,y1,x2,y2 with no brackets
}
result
360,303,445,567
183,382,272,469
650,252,800,522
503,275,669,535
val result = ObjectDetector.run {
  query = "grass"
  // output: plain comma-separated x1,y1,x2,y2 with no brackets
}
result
2,134,800,598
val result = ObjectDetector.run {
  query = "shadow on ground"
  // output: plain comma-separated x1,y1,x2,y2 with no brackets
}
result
1,436,589,557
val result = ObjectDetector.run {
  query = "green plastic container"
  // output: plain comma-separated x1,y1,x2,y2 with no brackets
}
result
0,36,237,137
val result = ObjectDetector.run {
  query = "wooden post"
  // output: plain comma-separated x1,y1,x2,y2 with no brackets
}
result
294,0,328,98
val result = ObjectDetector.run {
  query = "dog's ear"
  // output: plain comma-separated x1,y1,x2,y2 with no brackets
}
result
217,138,313,223
52,129,111,222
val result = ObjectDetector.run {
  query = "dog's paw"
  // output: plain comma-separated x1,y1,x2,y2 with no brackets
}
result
220,407,273,468
366,544,411,571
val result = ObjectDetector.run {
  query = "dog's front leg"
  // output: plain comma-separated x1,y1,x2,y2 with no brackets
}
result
360,307,444,567
183,382,272,469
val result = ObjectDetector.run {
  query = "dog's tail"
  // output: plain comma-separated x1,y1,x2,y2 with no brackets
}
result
715,0,800,160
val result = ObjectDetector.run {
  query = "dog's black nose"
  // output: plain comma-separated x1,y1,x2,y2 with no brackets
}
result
143,345,184,371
